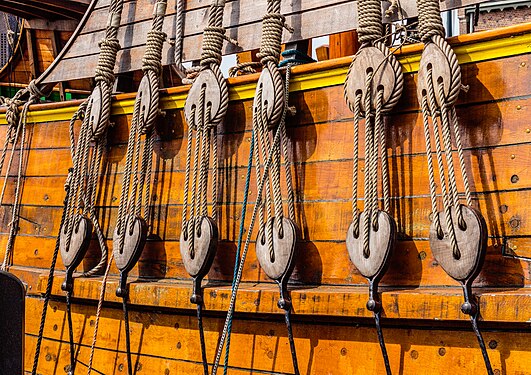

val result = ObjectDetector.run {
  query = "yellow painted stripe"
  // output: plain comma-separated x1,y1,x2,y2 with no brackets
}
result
2,32,530,125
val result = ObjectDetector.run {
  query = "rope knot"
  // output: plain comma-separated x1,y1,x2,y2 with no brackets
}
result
27,80,45,102
257,12,286,65
95,37,121,84
200,26,226,66
142,30,167,74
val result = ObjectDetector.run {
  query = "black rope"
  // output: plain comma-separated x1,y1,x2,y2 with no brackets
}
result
31,171,71,375
470,314,494,375
65,290,76,375
197,304,209,375
374,310,392,375
122,297,134,375
283,308,300,375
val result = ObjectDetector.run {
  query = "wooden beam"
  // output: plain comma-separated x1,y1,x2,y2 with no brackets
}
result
50,30,66,101
25,19,79,32
25,29,38,80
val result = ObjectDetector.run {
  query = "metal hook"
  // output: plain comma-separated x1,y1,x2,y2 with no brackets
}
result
461,282,494,375
367,279,392,375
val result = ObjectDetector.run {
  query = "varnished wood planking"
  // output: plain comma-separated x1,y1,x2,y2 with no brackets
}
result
4,230,530,289
24,297,531,375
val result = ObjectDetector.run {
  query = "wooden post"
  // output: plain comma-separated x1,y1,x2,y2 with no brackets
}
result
25,29,38,80
50,30,66,101
329,31,360,59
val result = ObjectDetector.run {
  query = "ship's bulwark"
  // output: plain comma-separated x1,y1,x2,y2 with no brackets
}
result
1,24,531,374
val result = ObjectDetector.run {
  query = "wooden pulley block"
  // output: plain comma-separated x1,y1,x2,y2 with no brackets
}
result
59,215,93,270
254,66,285,129
255,217,298,281
184,69,223,129
136,74,157,132
87,85,105,140
113,215,148,273
346,210,395,279
430,205,487,282
179,216,218,278
417,43,452,108
344,46,398,113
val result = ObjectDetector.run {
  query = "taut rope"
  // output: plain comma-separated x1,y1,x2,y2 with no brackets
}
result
32,0,125,373
0,80,44,271
415,0,492,372
180,0,237,374
110,2,168,375
213,1,299,373
344,0,404,373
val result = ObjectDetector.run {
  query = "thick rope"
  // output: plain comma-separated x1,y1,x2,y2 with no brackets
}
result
213,65,294,375
0,80,42,271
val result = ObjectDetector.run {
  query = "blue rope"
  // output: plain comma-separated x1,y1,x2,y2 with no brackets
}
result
223,130,255,374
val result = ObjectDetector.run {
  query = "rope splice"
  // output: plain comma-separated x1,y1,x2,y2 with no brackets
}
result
344,0,404,373
415,0,492,373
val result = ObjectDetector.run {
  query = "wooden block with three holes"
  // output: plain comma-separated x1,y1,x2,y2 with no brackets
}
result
1,22,531,375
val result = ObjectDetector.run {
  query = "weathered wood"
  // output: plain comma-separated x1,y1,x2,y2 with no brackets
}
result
42,0,501,83
23,297,531,375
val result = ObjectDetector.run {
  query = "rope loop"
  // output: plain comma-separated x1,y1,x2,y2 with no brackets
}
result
200,26,227,67
95,37,121,84
27,79,45,101
142,30,167,74
358,0,384,44
257,12,286,65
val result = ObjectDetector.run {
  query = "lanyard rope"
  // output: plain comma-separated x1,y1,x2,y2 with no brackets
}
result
102,2,168,375
344,1,404,374
0,80,43,271
30,1,125,373
213,1,298,369
211,66,294,375
180,1,237,373
415,0,492,373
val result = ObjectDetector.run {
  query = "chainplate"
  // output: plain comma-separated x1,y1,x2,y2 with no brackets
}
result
180,216,218,278
344,46,397,113
417,43,452,107
184,69,223,129
59,215,93,270
430,205,487,282
254,66,285,129
255,217,298,281
346,210,395,280
113,215,148,273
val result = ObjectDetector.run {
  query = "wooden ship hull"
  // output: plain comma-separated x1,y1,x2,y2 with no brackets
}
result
0,0,530,374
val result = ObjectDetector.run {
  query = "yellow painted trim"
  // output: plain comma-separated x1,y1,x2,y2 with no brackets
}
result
2,32,530,125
